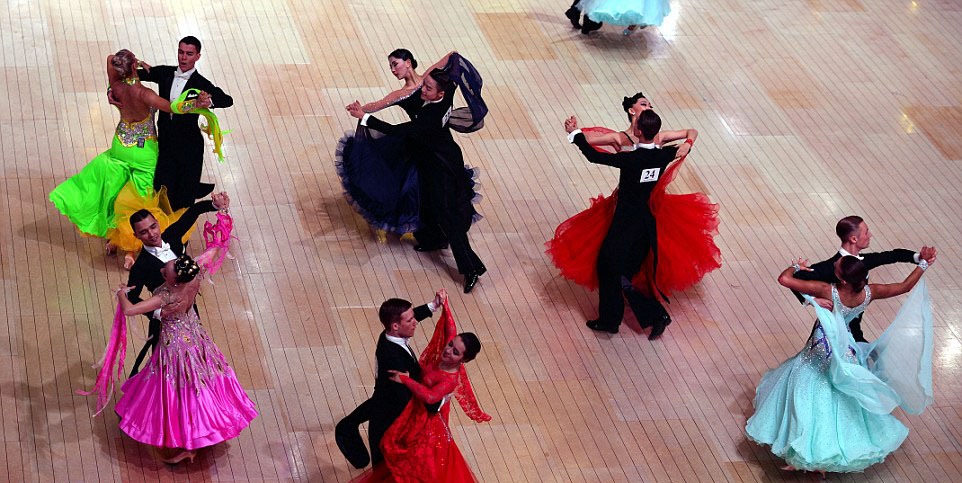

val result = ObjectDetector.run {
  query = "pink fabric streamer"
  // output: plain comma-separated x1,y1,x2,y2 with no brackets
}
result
77,301,128,416
202,212,235,277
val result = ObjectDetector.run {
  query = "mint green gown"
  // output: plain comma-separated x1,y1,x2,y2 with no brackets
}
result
747,283,934,473
50,108,158,237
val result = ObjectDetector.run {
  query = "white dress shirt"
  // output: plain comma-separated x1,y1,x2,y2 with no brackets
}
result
169,67,195,102
144,241,178,263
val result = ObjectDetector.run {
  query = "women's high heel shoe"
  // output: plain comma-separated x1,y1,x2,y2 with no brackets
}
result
163,450,197,465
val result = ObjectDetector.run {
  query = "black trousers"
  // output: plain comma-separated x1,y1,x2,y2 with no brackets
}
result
596,238,666,326
129,316,161,377
154,134,207,211
415,220,484,275
413,174,484,276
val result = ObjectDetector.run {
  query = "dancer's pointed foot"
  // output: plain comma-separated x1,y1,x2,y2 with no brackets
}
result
586,319,619,334
564,7,582,28
647,314,671,340
414,243,448,252
581,18,602,34
162,450,196,465
374,229,387,244
464,268,485,293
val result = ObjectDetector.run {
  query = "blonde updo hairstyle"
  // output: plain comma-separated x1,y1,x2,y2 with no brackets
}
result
111,49,137,78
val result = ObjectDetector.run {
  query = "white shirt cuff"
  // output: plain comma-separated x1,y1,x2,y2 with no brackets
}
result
427,301,438,312
360,113,372,126
913,252,920,264
567,129,582,143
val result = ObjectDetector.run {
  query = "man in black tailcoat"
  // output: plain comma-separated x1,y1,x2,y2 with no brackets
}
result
125,192,230,376
346,70,486,293
136,36,233,210
335,290,445,468
791,215,932,342
564,110,692,339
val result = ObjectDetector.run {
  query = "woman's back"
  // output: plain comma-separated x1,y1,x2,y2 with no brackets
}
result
109,81,155,123
159,280,201,320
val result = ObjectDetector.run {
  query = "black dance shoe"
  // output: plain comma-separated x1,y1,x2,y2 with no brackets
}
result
581,18,603,34
413,243,448,252
586,319,619,334
463,272,481,293
564,7,582,28
647,314,671,340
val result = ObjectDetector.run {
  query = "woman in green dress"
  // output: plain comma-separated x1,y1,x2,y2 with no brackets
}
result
49,49,211,255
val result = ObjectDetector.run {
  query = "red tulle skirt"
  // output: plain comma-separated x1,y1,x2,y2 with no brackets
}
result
546,128,722,297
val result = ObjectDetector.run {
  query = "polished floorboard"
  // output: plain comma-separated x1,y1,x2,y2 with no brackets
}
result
2,0,961,481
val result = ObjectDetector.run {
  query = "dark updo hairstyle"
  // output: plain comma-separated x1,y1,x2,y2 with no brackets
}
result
838,255,868,292
173,254,201,284
427,68,455,94
111,49,137,78
129,209,154,229
388,48,418,69
379,298,413,328
637,109,662,141
622,92,646,122
836,215,864,244
457,332,482,362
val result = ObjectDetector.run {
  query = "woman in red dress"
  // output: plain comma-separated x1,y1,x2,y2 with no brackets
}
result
353,290,491,483
546,92,721,300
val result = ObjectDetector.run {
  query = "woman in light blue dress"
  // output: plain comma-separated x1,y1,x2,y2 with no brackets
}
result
747,254,935,473
576,0,671,35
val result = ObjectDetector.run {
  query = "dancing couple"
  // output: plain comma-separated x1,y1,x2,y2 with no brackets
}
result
50,37,232,268
339,49,488,293
747,215,937,473
565,0,671,35
335,289,491,482
549,92,721,339
80,197,256,464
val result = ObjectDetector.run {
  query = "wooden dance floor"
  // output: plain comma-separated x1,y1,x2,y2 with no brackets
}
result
3,0,962,481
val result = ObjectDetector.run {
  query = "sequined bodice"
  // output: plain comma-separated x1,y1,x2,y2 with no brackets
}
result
115,109,158,147
802,285,870,367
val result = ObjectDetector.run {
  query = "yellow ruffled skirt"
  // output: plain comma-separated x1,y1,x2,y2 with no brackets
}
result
106,183,196,253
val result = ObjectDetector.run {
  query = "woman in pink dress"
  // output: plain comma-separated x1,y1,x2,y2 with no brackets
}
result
82,215,256,464
353,290,492,482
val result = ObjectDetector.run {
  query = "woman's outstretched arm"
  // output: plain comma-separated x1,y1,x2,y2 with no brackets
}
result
116,285,164,316
778,260,832,300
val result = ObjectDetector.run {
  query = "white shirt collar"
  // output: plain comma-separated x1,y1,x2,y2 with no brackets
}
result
385,333,412,352
144,241,177,262
838,248,864,260
422,97,443,106
635,142,658,149
174,67,196,79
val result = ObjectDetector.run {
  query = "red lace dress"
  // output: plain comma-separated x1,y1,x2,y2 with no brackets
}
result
545,127,722,298
352,301,491,483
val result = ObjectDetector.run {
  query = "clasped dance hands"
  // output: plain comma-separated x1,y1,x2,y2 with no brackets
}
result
194,91,213,109
563,115,579,133
345,101,365,119
211,191,231,211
